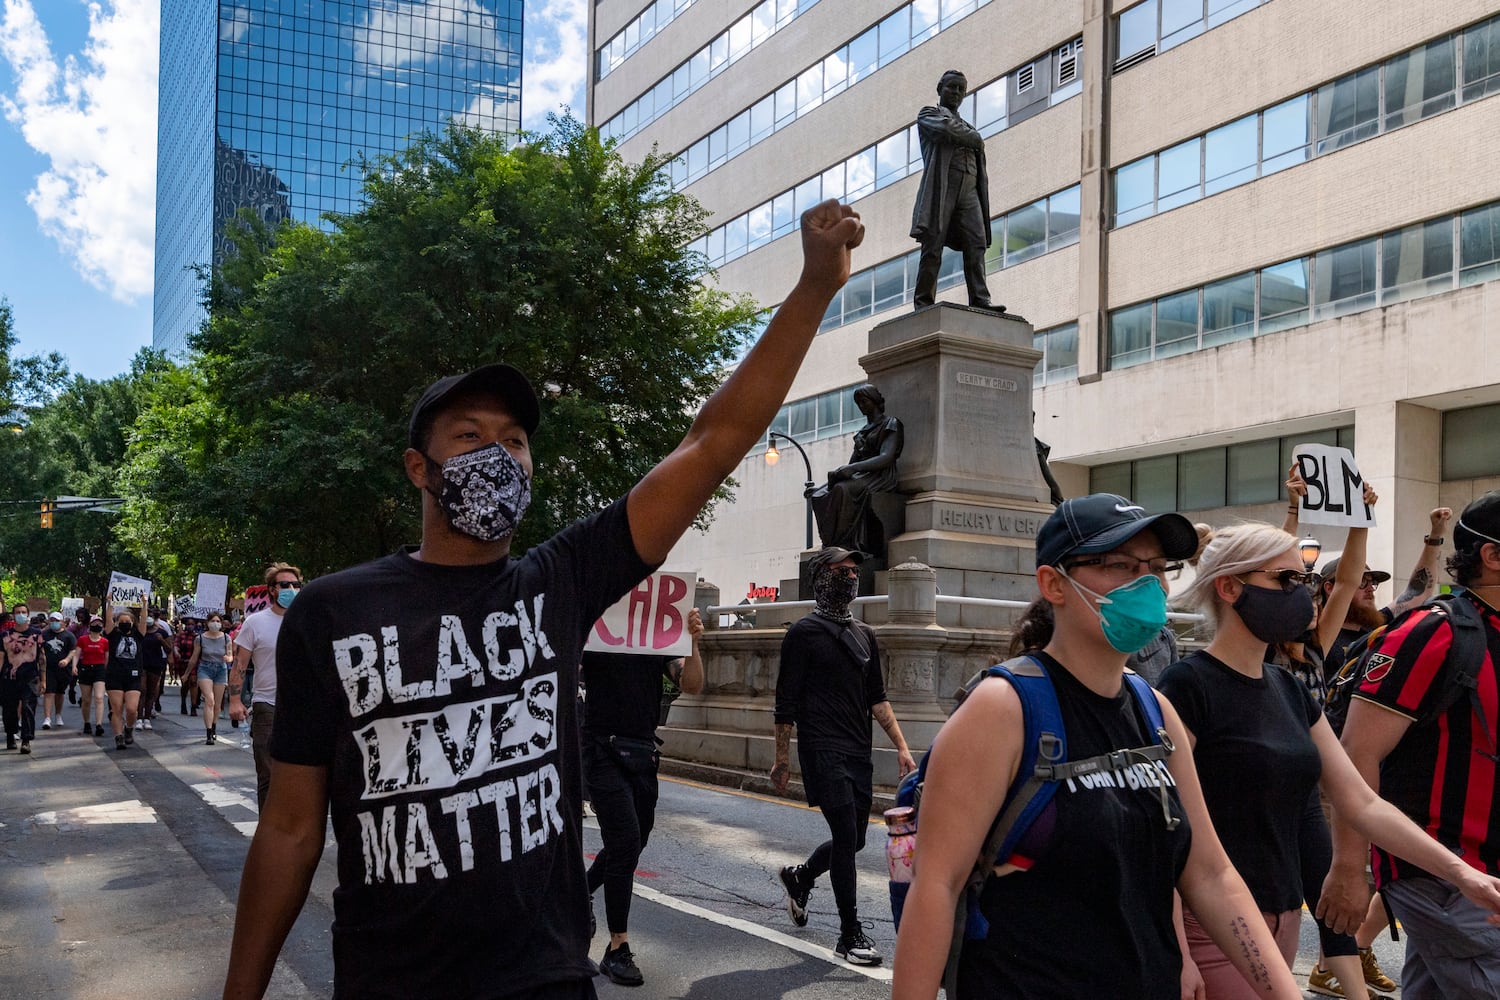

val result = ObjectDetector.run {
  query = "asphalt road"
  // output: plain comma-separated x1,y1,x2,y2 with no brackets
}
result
0,684,1405,999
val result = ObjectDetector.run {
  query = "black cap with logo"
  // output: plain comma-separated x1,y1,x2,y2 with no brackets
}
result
1035,493,1198,569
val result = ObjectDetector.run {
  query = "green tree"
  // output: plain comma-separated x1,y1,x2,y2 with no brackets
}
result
124,115,758,577
0,302,158,603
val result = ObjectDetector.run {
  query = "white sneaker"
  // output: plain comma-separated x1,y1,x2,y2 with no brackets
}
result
41,718,51,730
134,719,144,731
143,720,153,731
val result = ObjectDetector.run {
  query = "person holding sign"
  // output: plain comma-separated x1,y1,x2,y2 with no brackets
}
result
224,199,865,1000
580,607,703,987
103,609,147,751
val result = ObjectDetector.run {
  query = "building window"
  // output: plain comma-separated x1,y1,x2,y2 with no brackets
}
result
1087,428,1353,511
1034,323,1079,386
1111,15,1500,228
1381,218,1455,304
1113,0,1272,73
1460,202,1500,286
1312,238,1377,319
1442,403,1500,479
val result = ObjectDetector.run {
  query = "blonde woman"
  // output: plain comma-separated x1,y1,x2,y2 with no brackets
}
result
1158,523,1500,999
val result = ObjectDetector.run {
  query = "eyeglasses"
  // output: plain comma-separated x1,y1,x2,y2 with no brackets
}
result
1063,555,1182,578
274,581,303,590
1240,569,1320,592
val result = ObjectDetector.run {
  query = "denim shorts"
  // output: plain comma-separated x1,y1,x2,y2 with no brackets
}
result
197,660,228,684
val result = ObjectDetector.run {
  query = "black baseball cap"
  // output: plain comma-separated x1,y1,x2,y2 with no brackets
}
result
1455,491,1500,553
1035,493,1198,569
809,546,866,574
1317,556,1389,585
408,363,541,449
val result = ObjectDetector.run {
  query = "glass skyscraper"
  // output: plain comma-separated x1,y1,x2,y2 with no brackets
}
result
154,1,523,352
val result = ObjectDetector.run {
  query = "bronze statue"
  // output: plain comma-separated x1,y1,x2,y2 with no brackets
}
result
910,70,1004,313
1035,436,1066,506
806,384,903,553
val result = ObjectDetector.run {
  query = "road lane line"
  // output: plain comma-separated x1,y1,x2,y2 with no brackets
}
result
631,882,894,982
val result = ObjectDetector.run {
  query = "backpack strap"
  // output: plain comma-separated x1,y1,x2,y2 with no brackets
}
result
1425,594,1497,760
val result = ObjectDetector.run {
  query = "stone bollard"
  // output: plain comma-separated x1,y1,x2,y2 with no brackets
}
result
695,579,720,630
886,560,938,627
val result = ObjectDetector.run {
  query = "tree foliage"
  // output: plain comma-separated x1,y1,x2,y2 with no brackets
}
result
123,115,757,578
0,304,158,604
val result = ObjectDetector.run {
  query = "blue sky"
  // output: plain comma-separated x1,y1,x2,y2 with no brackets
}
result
0,0,587,384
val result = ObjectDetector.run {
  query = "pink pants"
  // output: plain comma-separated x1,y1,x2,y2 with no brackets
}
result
1183,906,1300,999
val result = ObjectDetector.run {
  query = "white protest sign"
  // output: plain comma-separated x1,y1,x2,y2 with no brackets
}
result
106,571,152,609
195,573,229,614
173,594,198,618
60,598,84,617
585,571,696,657
1293,444,1377,528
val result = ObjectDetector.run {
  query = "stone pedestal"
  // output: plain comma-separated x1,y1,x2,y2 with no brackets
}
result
861,304,1052,628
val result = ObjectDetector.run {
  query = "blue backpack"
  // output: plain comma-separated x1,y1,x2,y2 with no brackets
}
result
890,655,1175,995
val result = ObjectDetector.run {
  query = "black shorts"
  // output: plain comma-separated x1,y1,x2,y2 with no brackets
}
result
79,664,107,686
46,666,72,692
798,747,874,811
105,668,142,693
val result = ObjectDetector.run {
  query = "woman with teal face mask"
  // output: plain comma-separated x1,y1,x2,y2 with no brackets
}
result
893,495,1308,1000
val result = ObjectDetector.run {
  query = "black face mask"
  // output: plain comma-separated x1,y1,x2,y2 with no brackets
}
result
813,569,858,621
89,626,103,634
1233,581,1315,645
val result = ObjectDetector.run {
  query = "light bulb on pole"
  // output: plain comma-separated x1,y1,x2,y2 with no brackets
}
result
764,441,780,466
1298,536,1322,573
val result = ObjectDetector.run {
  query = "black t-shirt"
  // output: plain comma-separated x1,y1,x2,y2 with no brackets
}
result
1354,593,1500,883
40,629,77,672
142,627,170,671
773,614,886,755
1158,651,1322,912
270,496,655,999
957,654,1192,1000
580,651,675,741
105,628,143,674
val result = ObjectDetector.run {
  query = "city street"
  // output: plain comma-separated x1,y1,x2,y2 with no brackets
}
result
1,684,1403,999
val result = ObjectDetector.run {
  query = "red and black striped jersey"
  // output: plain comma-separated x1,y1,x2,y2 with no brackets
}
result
1352,591,1500,885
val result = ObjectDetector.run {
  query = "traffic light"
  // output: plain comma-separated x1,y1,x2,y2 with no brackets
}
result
40,500,53,529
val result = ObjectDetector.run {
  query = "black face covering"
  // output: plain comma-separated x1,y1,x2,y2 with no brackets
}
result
813,569,858,622
1233,581,1315,645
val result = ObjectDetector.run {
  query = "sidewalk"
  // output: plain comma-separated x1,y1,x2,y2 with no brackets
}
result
0,709,314,1000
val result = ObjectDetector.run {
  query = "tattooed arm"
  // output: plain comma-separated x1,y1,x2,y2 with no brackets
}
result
1389,507,1452,617
871,701,918,777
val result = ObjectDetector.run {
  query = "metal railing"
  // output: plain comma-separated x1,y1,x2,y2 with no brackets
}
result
708,594,1205,622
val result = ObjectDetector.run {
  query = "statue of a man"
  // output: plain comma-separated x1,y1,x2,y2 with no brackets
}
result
805,384,903,553
910,70,1004,313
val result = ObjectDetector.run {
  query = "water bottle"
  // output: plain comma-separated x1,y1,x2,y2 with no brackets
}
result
884,805,917,928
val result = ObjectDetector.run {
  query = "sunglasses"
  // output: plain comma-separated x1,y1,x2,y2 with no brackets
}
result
273,581,303,590
1241,569,1320,592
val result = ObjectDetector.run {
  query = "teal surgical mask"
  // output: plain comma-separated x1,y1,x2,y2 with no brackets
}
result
1062,569,1169,654
276,587,297,609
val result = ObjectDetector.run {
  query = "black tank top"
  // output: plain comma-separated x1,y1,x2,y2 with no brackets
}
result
957,653,1192,1000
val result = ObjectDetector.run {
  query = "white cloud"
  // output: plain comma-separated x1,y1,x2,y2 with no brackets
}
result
523,0,587,129
0,0,158,302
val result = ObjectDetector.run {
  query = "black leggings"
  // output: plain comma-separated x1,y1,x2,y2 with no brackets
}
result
1301,789,1360,958
584,740,659,935
807,799,869,929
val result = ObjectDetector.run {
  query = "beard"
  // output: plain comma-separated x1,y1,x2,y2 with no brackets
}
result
1346,600,1388,631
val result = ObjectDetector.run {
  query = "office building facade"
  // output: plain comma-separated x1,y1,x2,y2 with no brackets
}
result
154,0,524,351
590,0,1500,605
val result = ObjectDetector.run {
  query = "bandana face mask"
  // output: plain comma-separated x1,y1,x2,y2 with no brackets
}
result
813,568,859,619
425,442,532,542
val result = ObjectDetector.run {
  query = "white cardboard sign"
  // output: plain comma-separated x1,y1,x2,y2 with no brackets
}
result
106,571,152,609
1293,444,1377,528
194,573,229,614
585,571,696,657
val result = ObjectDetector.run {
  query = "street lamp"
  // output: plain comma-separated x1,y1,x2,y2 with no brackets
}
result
765,431,815,550
1298,536,1322,573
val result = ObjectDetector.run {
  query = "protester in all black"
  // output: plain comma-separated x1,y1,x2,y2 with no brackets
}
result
1,624,43,753
103,610,147,751
773,545,917,967
136,611,171,732
223,199,865,1000
582,608,704,987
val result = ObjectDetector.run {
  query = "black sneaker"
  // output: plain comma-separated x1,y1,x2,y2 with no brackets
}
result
123,729,134,746
115,734,127,751
81,722,90,733
599,943,644,987
19,741,31,754
779,865,811,927
206,732,215,746
94,724,104,737
835,926,881,966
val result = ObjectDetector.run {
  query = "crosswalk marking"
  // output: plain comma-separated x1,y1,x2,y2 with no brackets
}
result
33,799,159,826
